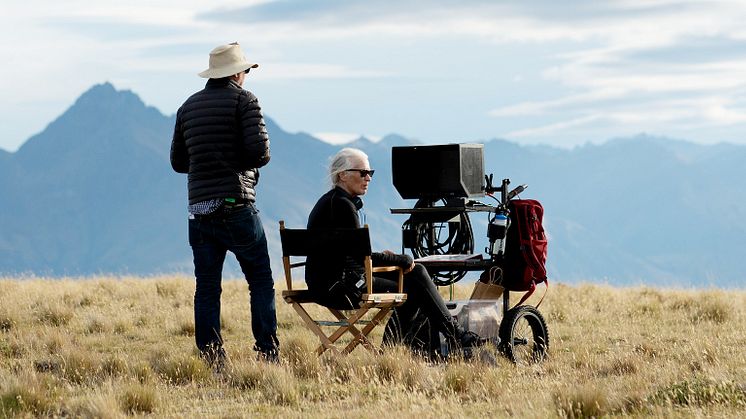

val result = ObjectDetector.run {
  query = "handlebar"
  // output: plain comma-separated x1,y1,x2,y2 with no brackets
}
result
485,175,528,205
506,184,527,201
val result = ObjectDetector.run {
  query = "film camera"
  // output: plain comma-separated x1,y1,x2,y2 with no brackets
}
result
392,143,486,199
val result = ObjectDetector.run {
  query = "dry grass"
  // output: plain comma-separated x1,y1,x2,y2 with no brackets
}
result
1,276,745,418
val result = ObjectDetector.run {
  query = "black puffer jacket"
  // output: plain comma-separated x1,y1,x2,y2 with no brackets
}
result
170,78,270,204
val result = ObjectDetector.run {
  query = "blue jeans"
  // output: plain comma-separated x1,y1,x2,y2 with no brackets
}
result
188,204,279,356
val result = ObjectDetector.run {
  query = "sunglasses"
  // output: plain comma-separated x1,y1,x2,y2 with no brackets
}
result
345,169,375,178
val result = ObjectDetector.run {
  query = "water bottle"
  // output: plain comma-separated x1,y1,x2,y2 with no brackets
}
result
488,212,509,256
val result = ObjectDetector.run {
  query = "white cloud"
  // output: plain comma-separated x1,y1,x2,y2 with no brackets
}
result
253,63,391,80
313,132,381,145
489,88,628,117
6,0,746,150
504,115,603,139
501,94,746,144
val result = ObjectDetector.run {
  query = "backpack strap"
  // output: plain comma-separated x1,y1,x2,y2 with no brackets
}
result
513,278,549,309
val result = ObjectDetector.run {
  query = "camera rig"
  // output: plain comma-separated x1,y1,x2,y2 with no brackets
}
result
389,144,550,365
390,143,527,285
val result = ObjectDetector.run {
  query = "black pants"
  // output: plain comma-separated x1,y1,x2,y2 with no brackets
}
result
373,264,458,351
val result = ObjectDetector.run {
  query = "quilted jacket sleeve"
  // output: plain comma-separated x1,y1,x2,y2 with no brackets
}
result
170,107,189,174
236,91,270,169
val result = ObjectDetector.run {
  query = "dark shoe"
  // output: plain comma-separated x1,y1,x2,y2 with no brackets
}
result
257,350,279,364
200,346,226,374
459,331,489,348
477,350,499,366
461,347,499,365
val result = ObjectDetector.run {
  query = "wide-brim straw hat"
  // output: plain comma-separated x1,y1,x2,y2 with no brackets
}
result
198,43,259,79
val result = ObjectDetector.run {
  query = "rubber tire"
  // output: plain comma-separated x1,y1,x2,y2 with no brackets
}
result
499,305,549,364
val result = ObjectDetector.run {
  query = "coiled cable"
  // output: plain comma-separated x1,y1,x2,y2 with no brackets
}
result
402,197,474,286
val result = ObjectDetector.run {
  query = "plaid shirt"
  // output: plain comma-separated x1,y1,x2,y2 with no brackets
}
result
188,198,223,215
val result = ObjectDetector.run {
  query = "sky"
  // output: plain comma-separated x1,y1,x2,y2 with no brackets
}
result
3,0,746,152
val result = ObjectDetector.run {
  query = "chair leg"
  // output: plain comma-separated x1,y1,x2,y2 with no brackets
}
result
342,304,395,355
317,307,372,355
329,308,377,354
289,300,403,357
290,303,340,356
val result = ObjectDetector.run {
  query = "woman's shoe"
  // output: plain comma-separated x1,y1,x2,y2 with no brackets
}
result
458,330,489,348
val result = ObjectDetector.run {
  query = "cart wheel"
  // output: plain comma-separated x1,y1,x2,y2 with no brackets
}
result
499,305,549,364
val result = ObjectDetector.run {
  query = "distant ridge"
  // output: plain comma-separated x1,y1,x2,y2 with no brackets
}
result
0,83,744,288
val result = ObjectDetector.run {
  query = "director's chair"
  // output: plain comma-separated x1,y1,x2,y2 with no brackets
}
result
279,221,406,357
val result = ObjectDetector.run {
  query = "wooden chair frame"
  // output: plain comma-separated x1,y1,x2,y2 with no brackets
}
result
279,221,406,356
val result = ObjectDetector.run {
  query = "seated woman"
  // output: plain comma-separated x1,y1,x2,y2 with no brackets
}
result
305,147,484,355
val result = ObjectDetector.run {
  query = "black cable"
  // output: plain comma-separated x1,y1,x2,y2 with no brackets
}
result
402,198,474,286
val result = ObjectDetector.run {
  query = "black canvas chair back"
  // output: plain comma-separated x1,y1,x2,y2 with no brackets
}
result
280,227,372,258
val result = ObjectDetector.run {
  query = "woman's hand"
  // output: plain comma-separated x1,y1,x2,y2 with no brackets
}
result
381,250,414,273
403,261,416,274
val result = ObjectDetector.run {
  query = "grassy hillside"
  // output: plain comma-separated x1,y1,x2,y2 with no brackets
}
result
1,277,745,418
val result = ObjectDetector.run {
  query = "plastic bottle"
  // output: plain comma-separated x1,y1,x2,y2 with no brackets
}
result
488,213,509,256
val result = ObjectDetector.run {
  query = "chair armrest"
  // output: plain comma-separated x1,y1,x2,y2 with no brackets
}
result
371,265,405,294
372,266,400,273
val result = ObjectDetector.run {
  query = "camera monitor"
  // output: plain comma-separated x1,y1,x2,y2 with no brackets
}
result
392,143,485,199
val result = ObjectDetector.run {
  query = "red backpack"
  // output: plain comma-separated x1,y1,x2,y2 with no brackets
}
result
502,199,548,306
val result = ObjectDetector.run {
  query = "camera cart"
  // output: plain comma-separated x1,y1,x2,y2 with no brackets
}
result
390,144,549,364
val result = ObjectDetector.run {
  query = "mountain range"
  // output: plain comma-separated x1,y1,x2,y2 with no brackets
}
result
1,82,744,288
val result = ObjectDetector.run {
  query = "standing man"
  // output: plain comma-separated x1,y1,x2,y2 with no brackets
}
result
171,42,279,367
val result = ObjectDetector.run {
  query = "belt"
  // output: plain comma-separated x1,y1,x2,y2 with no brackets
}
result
193,202,251,219
222,202,249,210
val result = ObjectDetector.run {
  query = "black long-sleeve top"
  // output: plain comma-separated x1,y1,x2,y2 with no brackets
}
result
305,187,412,299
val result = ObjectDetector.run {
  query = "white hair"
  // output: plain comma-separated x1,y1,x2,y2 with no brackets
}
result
329,147,369,187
